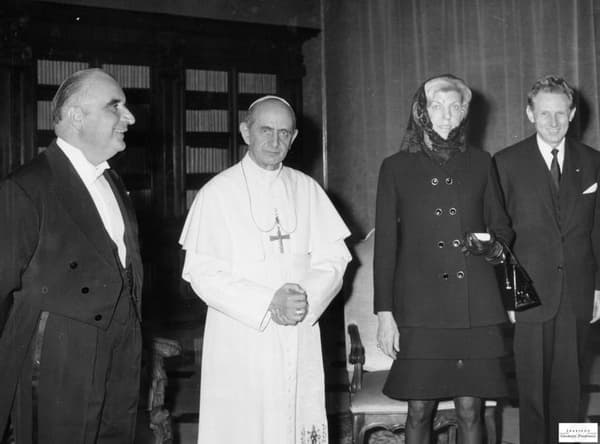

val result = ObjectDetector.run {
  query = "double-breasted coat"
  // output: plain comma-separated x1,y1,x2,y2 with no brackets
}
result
374,147,507,329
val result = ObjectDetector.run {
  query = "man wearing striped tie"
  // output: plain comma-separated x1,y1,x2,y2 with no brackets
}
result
487,75,600,444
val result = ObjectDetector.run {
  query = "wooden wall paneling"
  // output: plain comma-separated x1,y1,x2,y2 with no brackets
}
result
0,13,36,178
8,1,317,323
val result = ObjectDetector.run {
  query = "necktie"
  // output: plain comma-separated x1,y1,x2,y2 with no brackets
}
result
550,148,561,190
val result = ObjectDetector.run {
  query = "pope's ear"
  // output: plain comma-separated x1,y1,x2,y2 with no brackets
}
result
239,121,251,145
291,129,299,144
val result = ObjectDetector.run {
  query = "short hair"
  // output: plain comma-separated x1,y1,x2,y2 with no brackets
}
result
51,68,112,125
244,95,297,130
424,75,472,109
527,75,575,109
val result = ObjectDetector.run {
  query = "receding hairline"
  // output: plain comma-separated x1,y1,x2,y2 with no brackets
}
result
527,75,575,110
244,96,297,129
51,68,118,124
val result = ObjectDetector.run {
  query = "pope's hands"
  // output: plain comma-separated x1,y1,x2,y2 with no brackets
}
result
269,283,308,326
376,311,399,359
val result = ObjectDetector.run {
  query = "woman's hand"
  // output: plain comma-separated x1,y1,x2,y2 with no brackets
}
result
506,310,516,324
376,311,400,359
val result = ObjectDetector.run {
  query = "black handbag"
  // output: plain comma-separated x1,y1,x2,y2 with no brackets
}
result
495,240,541,311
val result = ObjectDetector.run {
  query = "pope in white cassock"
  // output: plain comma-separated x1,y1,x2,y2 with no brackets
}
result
179,95,352,444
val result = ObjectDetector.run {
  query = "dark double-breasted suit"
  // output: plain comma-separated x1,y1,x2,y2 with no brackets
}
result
488,134,600,443
0,141,143,443
374,147,509,400
374,148,507,328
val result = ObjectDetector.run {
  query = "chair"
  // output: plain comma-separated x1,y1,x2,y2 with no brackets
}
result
344,230,497,444
147,337,182,444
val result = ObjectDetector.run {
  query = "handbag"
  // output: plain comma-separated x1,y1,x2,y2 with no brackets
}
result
495,240,541,311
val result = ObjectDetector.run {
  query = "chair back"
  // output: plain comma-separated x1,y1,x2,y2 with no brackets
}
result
344,229,393,378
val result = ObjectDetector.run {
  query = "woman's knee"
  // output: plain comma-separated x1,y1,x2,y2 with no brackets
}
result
407,400,436,424
454,397,482,423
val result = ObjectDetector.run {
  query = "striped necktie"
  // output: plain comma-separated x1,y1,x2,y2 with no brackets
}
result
550,148,561,190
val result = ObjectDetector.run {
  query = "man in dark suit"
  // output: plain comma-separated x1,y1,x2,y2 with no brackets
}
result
488,75,600,444
0,68,143,443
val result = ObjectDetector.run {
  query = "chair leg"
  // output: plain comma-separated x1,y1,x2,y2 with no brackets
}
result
448,424,457,444
484,406,497,444
352,413,365,444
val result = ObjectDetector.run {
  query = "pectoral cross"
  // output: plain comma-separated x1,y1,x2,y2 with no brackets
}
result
269,216,290,253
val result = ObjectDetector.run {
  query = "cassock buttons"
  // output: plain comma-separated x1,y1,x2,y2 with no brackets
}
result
452,239,461,248
445,177,453,185
81,287,90,294
94,314,102,321
431,178,439,186
449,208,457,215
438,241,445,248
435,208,443,216
457,271,465,279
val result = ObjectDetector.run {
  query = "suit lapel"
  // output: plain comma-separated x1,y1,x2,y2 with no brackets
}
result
104,169,142,270
45,142,117,268
526,139,562,233
559,140,582,231
104,168,143,316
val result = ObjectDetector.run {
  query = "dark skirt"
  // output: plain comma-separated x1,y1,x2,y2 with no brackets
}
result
383,324,510,400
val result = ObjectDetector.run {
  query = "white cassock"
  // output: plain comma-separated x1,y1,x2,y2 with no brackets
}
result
179,153,351,444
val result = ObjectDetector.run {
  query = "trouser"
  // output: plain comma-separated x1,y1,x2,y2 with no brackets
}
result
514,297,589,444
11,296,141,444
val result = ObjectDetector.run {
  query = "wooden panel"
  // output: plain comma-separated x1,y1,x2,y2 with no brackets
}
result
3,0,315,325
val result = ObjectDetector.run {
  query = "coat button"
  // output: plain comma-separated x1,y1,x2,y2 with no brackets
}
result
457,271,465,279
81,287,89,294
557,266,563,271
445,177,453,185
94,314,102,321
449,207,457,215
438,241,445,248
41,286,48,294
431,178,439,186
452,239,461,247
434,208,443,216
457,359,464,368
441,273,449,280
69,261,78,269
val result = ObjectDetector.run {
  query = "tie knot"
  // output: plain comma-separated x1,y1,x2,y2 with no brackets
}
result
551,148,559,157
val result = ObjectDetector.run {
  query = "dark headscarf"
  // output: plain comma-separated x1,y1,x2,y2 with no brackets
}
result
399,74,472,164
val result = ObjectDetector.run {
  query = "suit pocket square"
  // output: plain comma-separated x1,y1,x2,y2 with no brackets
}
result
583,183,598,194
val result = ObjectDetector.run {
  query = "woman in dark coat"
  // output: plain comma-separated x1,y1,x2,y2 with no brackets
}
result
374,74,508,444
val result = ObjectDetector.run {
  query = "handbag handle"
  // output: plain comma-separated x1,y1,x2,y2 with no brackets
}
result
495,237,535,284
494,238,515,290
495,237,520,267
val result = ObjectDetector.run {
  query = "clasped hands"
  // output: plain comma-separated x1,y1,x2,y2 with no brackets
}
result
269,283,308,326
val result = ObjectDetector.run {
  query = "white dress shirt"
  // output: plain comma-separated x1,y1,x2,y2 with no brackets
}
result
56,138,127,266
536,134,565,173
